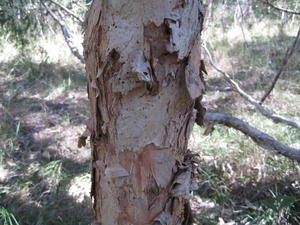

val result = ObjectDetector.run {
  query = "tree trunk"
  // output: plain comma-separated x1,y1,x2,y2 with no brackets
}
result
83,1,205,224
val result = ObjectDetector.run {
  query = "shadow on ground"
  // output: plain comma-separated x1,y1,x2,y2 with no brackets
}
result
0,55,93,225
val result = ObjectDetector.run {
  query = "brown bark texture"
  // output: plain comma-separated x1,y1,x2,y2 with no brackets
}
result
83,0,205,224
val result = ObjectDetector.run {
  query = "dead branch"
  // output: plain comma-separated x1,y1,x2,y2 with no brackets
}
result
202,112,300,162
202,43,300,129
206,84,234,92
259,0,300,15
260,26,300,104
40,0,84,64
47,0,83,24
237,0,249,47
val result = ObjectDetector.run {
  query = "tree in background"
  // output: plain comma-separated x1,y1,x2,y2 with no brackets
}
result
0,0,88,48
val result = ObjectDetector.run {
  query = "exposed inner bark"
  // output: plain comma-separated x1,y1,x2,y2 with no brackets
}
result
84,1,205,224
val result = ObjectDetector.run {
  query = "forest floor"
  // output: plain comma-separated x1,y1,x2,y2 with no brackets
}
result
0,19,300,225
0,41,93,225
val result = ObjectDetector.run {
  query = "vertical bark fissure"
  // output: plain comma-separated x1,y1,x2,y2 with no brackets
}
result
84,1,205,224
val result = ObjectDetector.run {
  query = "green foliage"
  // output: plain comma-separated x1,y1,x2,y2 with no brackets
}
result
42,160,66,185
0,206,19,225
260,192,295,213
240,191,297,225
0,0,89,47
0,0,44,46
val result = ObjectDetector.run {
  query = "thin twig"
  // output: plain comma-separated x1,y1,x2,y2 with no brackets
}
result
260,26,300,104
203,112,300,162
260,0,300,16
206,84,234,92
40,0,84,64
47,0,83,24
202,42,300,129
237,0,249,47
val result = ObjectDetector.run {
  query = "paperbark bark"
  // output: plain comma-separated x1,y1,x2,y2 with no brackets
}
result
83,1,205,224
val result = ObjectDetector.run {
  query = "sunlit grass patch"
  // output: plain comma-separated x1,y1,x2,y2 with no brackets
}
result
68,172,91,203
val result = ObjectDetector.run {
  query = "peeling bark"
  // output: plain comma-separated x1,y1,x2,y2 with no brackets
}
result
84,1,204,224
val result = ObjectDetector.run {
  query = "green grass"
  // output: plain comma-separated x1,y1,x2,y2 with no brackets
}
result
0,207,19,225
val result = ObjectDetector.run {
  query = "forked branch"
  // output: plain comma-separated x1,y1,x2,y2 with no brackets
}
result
40,0,84,64
47,0,84,24
202,43,300,129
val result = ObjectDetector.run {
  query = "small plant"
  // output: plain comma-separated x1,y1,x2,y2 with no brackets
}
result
239,190,297,225
0,147,4,163
0,206,19,225
15,121,21,137
41,160,65,187
61,113,71,126
260,191,296,223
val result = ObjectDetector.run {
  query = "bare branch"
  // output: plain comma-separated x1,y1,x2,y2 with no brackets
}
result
40,0,84,64
47,0,84,24
203,112,300,162
236,0,249,47
260,26,300,104
206,84,234,92
202,43,300,129
260,0,300,15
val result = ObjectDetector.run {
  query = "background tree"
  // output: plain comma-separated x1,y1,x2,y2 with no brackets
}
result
0,0,88,49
